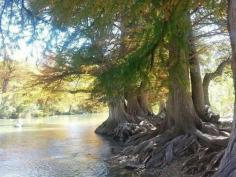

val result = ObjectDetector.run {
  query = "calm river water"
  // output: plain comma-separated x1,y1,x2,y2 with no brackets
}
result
0,113,137,177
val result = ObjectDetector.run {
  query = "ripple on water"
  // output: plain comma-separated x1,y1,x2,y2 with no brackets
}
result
0,116,137,177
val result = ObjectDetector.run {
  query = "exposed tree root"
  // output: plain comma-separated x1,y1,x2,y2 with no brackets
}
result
95,97,138,137
145,134,198,168
218,120,232,133
95,119,122,136
96,108,165,141
97,101,230,177
194,129,229,149
183,148,224,177
95,113,135,136
213,160,236,177
111,133,197,173
124,129,159,146
201,122,220,136
203,105,220,123
113,120,157,142
108,123,230,177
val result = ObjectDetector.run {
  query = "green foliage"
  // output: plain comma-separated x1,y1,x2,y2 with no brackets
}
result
0,61,105,119
94,18,167,98
0,0,233,118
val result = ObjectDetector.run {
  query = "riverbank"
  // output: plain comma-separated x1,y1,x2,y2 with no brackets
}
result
101,116,232,177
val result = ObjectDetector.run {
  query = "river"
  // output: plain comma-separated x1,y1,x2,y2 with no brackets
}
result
0,113,137,177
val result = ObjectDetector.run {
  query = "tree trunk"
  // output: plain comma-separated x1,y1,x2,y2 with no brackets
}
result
126,91,145,117
214,1,236,176
126,82,153,117
167,43,199,132
137,82,153,116
95,97,132,136
203,75,211,106
138,92,152,116
189,29,206,119
158,100,166,113
166,37,200,133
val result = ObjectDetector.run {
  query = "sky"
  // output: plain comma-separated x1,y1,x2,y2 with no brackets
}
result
10,39,44,66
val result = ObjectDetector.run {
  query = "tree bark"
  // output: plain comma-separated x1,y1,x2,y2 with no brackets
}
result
214,1,236,176
165,12,201,133
126,91,144,117
189,29,206,119
126,82,153,117
137,82,153,116
203,75,211,106
166,41,201,133
95,97,132,136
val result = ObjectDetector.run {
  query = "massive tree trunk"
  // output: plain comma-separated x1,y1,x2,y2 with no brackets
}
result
95,97,132,136
166,41,201,133
189,30,206,119
165,11,201,133
214,1,236,176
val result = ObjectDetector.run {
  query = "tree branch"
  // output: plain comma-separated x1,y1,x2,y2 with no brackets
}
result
203,57,231,105
54,89,91,94
203,58,231,83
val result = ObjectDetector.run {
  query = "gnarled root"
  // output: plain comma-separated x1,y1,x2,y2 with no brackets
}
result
95,119,121,136
183,148,224,177
125,129,159,146
114,131,200,171
194,129,229,149
203,105,220,123
95,112,135,137
145,134,198,168
110,122,230,177
113,120,157,142
110,130,173,169
113,123,140,142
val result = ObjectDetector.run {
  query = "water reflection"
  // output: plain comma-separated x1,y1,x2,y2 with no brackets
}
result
0,114,137,177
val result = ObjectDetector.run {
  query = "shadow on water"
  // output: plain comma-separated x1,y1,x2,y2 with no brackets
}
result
0,114,138,177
